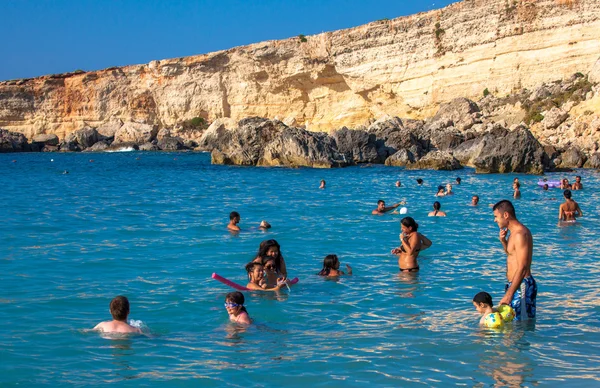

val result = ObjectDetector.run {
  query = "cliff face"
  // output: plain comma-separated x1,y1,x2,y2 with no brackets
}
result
1,0,599,139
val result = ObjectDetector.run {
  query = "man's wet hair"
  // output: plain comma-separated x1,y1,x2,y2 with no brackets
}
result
377,200,385,205
473,292,493,307
416,179,423,185
230,211,240,220
493,200,516,218
110,296,130,321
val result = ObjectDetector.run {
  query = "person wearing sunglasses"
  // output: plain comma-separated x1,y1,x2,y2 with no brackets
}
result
224,292,251,324
245,262,283,291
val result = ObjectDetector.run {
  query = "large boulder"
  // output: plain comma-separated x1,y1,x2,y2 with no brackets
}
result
368,117,427,161
209,117,285,166
113,122,158,144
32,133,59,147
427,98,481,132
542,108,568,130
0,129,30,152
454,127,547,173
72,127,99,149
584,153,600,168
558,147,587,168
86,141,109,152
139,142,160,151
405,151,462,171
384,149,416,167
197,118,237,150
258,127,349,168
96,119,123,138
158,136,185,151
331,127,380,164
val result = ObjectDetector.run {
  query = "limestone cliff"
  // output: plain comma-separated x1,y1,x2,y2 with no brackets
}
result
1,0,599,139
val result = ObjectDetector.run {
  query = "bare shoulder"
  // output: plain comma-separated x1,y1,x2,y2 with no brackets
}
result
93,321,108,331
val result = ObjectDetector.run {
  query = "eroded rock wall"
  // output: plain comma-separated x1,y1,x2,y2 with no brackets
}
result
1,0,599,139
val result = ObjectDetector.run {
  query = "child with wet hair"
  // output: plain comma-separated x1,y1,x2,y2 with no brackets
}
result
245,261,283,291
472,292,507,328
93,296,142,334
317,254,352,277
224,291,251,324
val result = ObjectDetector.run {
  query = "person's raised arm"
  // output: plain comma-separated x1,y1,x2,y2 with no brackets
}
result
346,264,353,275
499,232,530,305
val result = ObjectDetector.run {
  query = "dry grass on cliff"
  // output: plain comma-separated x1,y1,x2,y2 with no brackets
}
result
555,0,580,8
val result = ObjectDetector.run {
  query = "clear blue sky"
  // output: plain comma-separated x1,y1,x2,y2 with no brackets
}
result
0,0,456,81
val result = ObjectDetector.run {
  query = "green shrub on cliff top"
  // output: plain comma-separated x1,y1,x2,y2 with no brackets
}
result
298,34,307,43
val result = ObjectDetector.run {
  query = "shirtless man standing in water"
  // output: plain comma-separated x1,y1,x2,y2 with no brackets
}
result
493,200,537,320
391,217,432,272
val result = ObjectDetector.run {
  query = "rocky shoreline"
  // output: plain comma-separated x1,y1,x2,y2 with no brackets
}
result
2,73,599,173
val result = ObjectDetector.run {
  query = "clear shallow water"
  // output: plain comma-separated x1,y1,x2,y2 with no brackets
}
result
1,152,599,387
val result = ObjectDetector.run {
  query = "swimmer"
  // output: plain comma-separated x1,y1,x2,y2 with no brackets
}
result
257,239,287,279
258,220,271,230
456,177,462,185
372,199,403,215
261,255,280,287
473,292,503,328
513,182,521,199
572,176,583,190
395,181,401,187
445,183,454,195
471,195,479,206
428,201,447,217
435,185,446,197
319,179,326,189
317,254,352,277
560,178,571,190
224,291,251,324
543,184,549,191
93,296,142,334
493,200,536,320
227,211,241,231
416,178,424,186
558,189,583,222
62,170,69,175
245,262,283,291
391,217,432,272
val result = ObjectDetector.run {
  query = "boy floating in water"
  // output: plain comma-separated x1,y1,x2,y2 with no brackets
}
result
93,296,142,334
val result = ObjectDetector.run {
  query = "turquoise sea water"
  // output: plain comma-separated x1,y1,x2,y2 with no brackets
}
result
1,152,599,387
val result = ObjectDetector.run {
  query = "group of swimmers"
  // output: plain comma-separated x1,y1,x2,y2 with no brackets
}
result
93,173,587,332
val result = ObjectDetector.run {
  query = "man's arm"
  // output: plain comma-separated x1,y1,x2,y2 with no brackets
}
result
576,203,583,217
499,232,531,305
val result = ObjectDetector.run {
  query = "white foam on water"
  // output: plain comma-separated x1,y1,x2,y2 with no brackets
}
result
107,147,135,153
